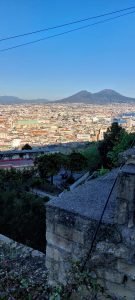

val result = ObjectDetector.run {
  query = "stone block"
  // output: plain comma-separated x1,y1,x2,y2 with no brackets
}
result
46,257,53,270
72,243,88,260
58,261,71,284
98,224,122,243
117,260,135,280
105,280,135,300
55,223,84,244
46,257,61,283
125,278,135,292
72,230,84,244
115,198,128,225
46,244,54,260
96,268,124,284
117,173,135,201
46,231,72,252
96,242,130,259
46,219,55,233
58,211,76,228
75,215,94,231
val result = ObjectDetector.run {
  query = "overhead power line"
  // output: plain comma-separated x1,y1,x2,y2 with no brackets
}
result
0,5,135,43
0,10,135,53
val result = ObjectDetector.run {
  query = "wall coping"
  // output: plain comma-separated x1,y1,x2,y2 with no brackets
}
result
47,164,135,225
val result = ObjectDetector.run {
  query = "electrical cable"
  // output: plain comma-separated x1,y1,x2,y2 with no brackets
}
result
0,10,135,53
0,5,135,42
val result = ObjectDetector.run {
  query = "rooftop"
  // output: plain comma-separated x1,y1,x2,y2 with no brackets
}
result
0,158,34,169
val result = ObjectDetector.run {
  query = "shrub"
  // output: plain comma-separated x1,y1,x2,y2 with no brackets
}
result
0,190,46,252
42,196,50,202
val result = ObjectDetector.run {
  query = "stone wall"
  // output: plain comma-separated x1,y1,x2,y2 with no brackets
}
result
46,165,135,299
0,234,47,299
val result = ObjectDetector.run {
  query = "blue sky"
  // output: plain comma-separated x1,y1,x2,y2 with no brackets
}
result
0,0,135,99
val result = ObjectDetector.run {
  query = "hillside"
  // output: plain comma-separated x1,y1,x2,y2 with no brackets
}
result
0,96,49,105
0,89,135,104
56,89,135,104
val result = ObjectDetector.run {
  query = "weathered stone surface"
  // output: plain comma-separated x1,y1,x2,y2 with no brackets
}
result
121,227,135,248
0,235,48,299
46,164,135,299
115,198,128,225
46,243,72,262
125,278,135,292
46,219,55,233
96,268,124,284
55,223,84,244
46,168,119,224
0,234,44,258
46,231,72,252
99,224,122,242
96,242,131,259
105,280,135,300
46,244,54,260
117,260,135,280
115,170,135,227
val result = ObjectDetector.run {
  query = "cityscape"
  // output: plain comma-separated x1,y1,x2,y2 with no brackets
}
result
0,102,135,151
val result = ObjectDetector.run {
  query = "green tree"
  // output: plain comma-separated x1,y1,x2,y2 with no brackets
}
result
22,143,32,150
58,153,69,171
37,153,61,185
98,122,125,168
0,190,46,252
108,131,135,166
67,152,87,176
81,144,102,172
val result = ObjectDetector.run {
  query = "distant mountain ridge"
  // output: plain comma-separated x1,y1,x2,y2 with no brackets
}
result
56,89,135,104
0,89,135,104
0,96,49,105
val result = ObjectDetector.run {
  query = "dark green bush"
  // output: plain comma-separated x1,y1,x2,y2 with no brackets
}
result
0,183,46,252
42,196,50,202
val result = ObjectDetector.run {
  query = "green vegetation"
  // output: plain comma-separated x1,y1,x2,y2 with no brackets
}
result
98,122,124,168
36,153,61,185
81,143,102,172
107,131,135,166
35,152,88,185
31,177,61,195
0,245,111,300
67,152,88,175
0,169,45,252
80,123,135,171
97,166,109,176
98,122,135,168
22,143,32,150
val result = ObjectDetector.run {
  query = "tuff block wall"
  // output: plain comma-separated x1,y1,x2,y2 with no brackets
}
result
46,167,135,299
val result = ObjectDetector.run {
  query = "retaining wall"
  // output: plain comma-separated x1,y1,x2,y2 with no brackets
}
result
46,166,135,299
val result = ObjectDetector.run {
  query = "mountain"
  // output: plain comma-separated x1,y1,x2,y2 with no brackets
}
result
0,89,135,105
56,89,135,104
0,96,49,105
